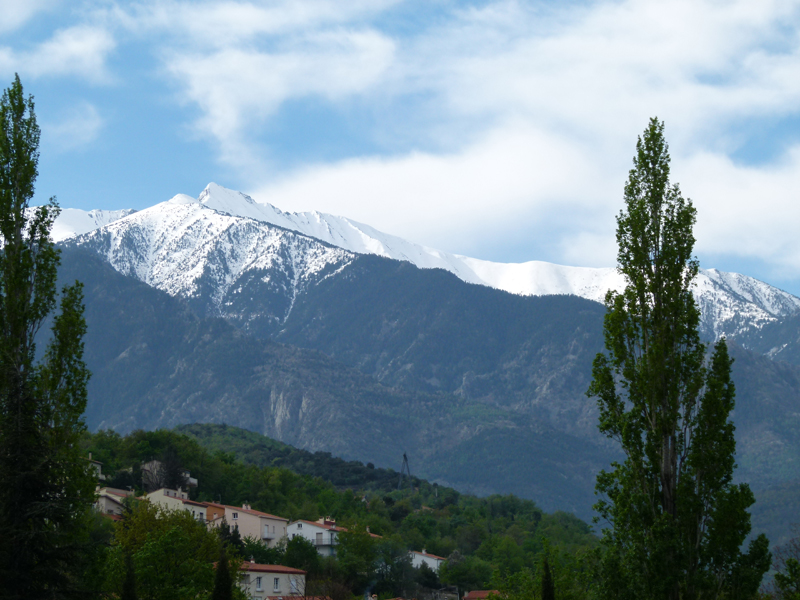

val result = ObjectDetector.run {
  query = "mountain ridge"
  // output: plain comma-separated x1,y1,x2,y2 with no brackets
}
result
54,183,800,341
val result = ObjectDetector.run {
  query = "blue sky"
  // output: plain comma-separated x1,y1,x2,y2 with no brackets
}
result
3,0,800,294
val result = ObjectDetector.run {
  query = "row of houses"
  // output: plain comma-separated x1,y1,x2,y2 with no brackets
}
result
95,485,446,574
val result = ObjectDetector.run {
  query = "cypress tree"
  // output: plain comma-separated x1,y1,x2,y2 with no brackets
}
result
0,75,94,598
541,556,555,600
121,552,138,600
213,546,234,600
588,118,770,600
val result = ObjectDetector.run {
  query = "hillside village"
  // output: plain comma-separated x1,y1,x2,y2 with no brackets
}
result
85,432,519,600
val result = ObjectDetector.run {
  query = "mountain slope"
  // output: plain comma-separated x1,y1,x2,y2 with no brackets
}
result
56,183,800,340
56,247,617,516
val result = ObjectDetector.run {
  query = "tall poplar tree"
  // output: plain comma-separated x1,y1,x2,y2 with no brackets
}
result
587,118,770,600
0,75,94,598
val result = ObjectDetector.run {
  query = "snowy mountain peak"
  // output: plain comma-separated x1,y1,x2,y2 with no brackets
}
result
54,183,800,340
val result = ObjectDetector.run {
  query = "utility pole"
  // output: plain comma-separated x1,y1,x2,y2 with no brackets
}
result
397,453,411,490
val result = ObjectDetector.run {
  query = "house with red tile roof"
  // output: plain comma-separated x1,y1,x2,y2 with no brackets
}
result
144,487,207,523
410,549,446,573
463,591,499,600
239,562,306,600
211,504,288,548
287,518,344,557
94,486,133,517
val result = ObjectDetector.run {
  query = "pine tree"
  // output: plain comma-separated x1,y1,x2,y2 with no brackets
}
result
0,75,94,598
587,118,770,600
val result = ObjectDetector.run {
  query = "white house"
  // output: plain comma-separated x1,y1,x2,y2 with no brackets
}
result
410,549,446,573
239,563,306,600
287,518,343,556
94,487,132,517
213,504,288,549
145,488,207,522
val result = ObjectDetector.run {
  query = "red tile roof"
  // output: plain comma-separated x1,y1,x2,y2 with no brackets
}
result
240,563,306,575
224,505,288,521
292,519,345,532
464,591,499,600
412,550,446,560
102,513,123,521
182,499,206,507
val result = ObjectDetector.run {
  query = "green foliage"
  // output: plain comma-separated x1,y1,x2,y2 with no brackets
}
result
0,74,96,598
105,500,229,600
285,535,322,576
774,559,800,600
587,118,770,600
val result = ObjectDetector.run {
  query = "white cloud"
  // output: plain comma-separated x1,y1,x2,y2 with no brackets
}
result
234,0,800,272
42,102,104,151
165,28,395,166
251,120,616,260
0,0,58,33
114,0,398,43
0,25,116,82
680,146,800,280
7,0,800,284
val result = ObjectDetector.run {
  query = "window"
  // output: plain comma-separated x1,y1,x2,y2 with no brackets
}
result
256,576,262,591
273,577,280,592
316,532,322,545
297,523,302,529
232,512,238,520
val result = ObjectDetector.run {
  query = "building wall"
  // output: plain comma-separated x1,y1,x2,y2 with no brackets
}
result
145,489,206,522
225,507,287,548
240,569,305,599
95,495,124,516
411,552,444,572
286,521,338,556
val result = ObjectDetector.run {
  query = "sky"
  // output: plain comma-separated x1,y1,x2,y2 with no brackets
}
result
3,0,800,294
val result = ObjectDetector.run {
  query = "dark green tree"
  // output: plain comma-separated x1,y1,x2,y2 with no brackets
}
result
541,556,554,600
212,547,234,600
587,118,770,600
121,552,138,600
0,75,95,598
285,534,321,576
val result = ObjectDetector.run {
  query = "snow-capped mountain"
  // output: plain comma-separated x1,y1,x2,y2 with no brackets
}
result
66,193,353,327
57,183,800,339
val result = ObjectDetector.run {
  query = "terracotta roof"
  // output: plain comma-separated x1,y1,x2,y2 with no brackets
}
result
412,550,446,560
240,563,307,575
225,505,288,521
182,499,205,507
464,591,499,600
99,487,131,498
102,513,123,521
292,519,345,532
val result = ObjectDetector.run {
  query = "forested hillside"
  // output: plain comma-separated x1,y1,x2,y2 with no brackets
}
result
82,426,598,596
